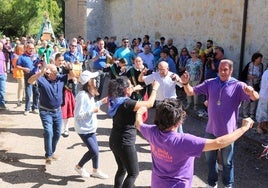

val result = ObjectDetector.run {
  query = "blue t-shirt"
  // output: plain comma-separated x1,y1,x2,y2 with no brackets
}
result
114,47,133,66
63,51,83,63
205,59,220,79
157,57,177,74
37,74,68,109
17,53,40,74
153,46,162,65
92,48,110,69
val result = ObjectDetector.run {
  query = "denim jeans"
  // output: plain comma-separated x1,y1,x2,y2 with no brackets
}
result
205,132,234,187
109,143,139,188
0,74,7,106
78,133,99,169
24,73,39,111
39,109,62,158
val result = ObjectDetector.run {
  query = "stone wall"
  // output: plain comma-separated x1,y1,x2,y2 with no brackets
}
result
65,0,87,43
65,0,268,76
245,0,268,66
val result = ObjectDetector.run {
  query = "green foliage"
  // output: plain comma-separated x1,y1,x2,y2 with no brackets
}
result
0,0,63,38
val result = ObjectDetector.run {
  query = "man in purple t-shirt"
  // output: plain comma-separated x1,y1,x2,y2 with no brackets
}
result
135,98,254,188
180,59,259,188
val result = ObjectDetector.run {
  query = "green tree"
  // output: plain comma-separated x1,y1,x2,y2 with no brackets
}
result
0,0,63,39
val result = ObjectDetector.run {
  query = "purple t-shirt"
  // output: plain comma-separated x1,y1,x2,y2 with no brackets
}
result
140,124,206,188
194,77,250,136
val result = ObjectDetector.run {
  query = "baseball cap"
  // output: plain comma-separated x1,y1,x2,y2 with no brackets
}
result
79,70,99,85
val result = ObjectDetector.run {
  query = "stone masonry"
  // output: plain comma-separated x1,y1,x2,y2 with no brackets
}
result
65,0,268,77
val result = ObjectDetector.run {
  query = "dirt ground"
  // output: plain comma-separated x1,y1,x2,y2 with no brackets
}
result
1,74,268,188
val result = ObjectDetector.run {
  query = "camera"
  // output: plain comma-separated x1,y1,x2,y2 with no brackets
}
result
206,52,216,59
206,52,217,68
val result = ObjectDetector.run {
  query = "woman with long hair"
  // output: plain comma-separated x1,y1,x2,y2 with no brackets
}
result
107,76,159,188
74,70,108,179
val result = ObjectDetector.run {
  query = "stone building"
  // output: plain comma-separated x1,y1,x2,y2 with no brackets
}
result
65,0,268,77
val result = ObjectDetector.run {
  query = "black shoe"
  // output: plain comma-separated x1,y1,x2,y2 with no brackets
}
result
0,105,9,110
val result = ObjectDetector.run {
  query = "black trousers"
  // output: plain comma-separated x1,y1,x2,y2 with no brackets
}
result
109,141,139,188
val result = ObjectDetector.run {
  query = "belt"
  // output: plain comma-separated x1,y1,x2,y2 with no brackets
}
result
39,105,61,112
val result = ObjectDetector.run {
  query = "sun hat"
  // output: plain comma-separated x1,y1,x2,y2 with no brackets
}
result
79,70,99,85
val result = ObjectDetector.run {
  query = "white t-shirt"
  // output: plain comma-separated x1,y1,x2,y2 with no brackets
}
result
259,70,268,100
143,71,181,100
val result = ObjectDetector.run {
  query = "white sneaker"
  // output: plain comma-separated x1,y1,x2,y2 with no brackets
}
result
91,170,109,179
206,184,217,188
62,130,69,137
75,166,90,178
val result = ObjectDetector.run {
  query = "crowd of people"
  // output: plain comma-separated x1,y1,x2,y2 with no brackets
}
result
0,33,266,187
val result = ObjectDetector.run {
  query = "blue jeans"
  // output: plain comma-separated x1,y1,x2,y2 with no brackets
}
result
24,73,39,111
78,133,99,169
0,74,7,106
39,109,62,158
109,142,139,188
205,132,234,187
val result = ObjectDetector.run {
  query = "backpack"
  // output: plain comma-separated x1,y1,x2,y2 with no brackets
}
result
239,62,250,82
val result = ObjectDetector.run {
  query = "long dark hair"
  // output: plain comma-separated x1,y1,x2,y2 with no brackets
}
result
251,52,263,62
81,79,99,97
